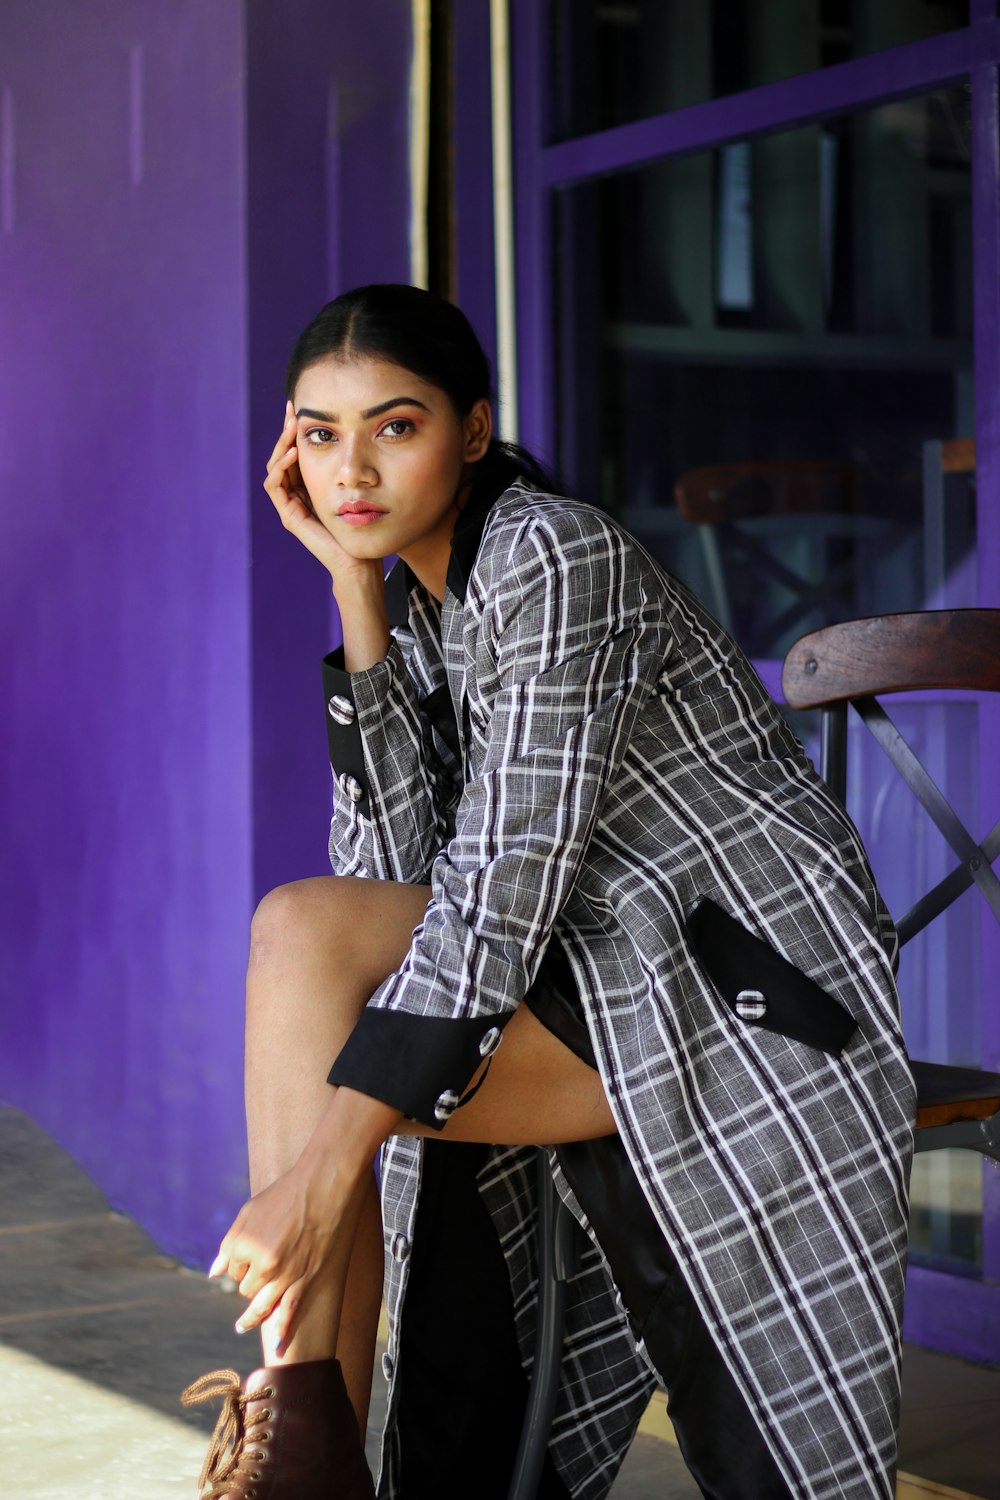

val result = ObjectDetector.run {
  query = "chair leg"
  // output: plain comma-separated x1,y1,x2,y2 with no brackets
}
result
506,1150,577,1500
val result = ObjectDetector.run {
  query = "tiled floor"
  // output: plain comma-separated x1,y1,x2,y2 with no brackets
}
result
1,1108,996,1500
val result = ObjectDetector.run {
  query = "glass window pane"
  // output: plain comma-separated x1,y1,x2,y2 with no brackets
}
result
908,1150,983,1271
554,86,975,661
550,0,970,140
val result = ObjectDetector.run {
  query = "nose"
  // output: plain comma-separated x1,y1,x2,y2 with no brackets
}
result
336,432,377,487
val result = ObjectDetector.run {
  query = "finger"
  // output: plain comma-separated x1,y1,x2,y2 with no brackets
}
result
298,479,316,518
265,413,297,471
237,1259,276,1305
267,1277,308,1354
212,1250,250,1287
235,1279,283,1335
263,446,300,495
265,435,292,473
264,454,316,528
209,1209,248,1277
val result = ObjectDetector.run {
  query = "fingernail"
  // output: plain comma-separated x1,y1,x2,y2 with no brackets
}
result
208,1253,226,1277
235,1322,248,1335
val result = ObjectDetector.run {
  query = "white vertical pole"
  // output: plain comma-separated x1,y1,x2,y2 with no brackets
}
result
490,0,519,443
410,0,432,289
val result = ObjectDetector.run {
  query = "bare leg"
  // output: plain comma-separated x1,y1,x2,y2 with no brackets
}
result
400,997,617,1145
245,875,431,1431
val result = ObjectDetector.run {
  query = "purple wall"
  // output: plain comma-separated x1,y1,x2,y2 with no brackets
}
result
0,0,411,1267
244,0,412,899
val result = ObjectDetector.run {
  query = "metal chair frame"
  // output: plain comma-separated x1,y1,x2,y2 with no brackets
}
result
783,608,1000,1164
505,1153,578,1500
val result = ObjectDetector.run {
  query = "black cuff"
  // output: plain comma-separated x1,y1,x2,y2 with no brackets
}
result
328,1008,507,1129
322,650,370,818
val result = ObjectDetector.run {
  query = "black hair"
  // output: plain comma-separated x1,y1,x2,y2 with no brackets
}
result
285,283,560,502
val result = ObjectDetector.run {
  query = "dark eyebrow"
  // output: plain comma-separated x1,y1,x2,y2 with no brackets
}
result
363,396,431,419
295,397,431,423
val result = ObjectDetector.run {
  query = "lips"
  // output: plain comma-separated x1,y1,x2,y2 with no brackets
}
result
337,500,384,516
337,500,385,526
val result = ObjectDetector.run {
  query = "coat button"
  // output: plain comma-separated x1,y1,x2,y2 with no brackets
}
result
735,989,767,1021
391,1233,410,1264
327,694,355,725
339,773,364,803
478,1026,502,1058
434,1088,459,1123
381,1352,393,1382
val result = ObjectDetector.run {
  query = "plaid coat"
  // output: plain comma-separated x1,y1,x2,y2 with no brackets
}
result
323,482,915,1500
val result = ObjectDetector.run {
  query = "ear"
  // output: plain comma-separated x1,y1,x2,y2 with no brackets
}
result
463,397,493,461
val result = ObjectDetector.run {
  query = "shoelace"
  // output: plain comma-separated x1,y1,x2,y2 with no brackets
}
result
181,1368,274,1498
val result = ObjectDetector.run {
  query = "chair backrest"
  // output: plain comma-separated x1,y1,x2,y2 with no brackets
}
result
781,610,1000,947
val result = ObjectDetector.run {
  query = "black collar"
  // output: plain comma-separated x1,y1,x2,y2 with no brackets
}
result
383,482,502,627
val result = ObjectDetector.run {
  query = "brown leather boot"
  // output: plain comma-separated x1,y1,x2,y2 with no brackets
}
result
181,1359,376,1499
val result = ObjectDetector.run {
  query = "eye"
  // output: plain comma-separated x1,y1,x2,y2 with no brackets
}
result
304,426,335,446
379,418,415,439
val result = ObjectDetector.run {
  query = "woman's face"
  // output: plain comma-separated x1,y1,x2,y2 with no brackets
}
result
292,355,491,575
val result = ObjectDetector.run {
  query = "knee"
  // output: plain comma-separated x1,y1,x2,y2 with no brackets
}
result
248,878,340,970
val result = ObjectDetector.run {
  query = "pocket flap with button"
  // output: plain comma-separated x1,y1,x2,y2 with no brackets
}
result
686,898,859,1056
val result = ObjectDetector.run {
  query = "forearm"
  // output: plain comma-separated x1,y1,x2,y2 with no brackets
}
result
335,573,391,673
299,1084,402,1197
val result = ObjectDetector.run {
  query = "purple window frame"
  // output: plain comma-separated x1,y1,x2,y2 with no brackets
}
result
507,0,1000,1363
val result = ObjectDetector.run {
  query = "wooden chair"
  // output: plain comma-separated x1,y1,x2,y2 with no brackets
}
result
782,609,1000,1162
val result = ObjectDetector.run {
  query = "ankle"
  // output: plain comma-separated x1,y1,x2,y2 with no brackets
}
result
260,1329,338,1367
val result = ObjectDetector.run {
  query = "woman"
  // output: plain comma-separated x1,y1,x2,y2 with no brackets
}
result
184,284,915,1500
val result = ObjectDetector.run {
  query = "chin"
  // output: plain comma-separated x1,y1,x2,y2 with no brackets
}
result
339,534,394,561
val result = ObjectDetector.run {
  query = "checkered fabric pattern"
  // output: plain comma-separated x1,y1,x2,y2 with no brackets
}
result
326,484,915,1500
